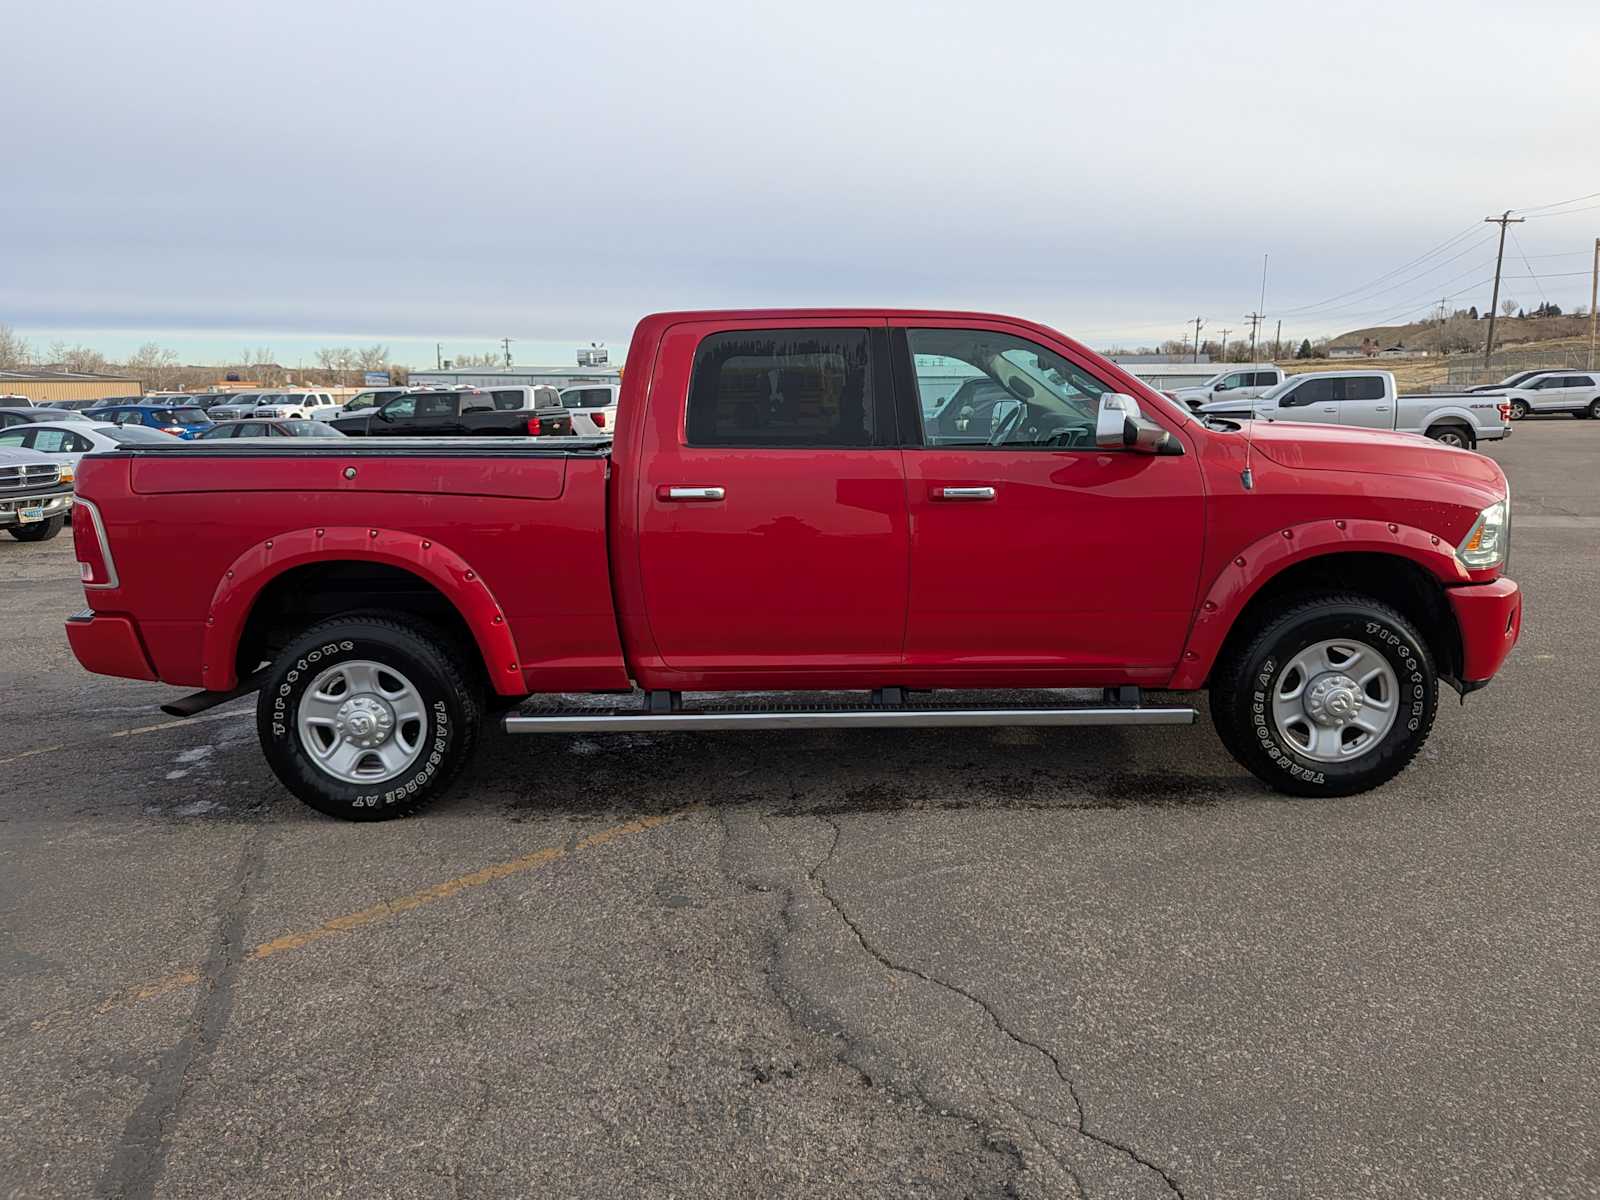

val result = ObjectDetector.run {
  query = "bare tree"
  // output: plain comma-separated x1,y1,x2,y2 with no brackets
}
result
0,323,30,368
47,341,109,373
356,344,391,373
123,342,181,389
1499,298,1518,319
314,347,361,384
448,351,504,368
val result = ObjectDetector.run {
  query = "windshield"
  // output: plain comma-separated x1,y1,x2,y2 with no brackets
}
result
1255,377,1299,403
283,421,344,436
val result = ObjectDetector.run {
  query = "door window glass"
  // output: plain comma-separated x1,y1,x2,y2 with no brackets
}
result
417,394,458,417
1220,373,1249,389
686,329,877,447
381,396,416,419
31,429,76,452
1346,376,1386,401
906,328,1106,448
490,389,525,411
235,423,266,437
1283,379,1334,406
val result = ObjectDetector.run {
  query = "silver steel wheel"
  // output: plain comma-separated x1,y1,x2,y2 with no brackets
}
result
1271,639,1398,764
1432,428,1467,448
1510,400,1528,420
296,659,428,784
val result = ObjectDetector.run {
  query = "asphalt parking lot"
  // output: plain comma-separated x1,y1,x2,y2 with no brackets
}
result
3,419,1598,1200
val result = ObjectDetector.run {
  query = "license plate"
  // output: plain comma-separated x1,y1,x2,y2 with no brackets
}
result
19,507,44,523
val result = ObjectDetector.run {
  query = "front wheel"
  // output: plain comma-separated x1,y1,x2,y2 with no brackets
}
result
8,514,65,542
1588,398,1600,420
1210,595,1438,797
1509,399,1529,420
257,613,481,820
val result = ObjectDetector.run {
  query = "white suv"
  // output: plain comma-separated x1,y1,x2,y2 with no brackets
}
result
1501,372,1600,420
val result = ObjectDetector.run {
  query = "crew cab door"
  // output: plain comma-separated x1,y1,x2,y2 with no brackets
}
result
893,320,1205,676
1268,377,1339,425
1334,374,1394,429
633,320,909,674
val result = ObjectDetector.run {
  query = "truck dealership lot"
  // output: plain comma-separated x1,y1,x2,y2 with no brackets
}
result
3,422,1597,1198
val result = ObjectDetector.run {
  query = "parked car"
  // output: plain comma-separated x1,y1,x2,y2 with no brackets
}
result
0,406,94,429
1168,365,1286,412
252,391,342,421
0,446,74,541
52,396,140,412
199,419,347,439
1497,371,1600,420
67,307,1520,821
89,404,215,439
559,383,621,435
327,389,573,437
321,387,407,422
0,421,174,471
205,392,267,421
1466,369,1553,393
0,394,35,407
1199,370,1510,447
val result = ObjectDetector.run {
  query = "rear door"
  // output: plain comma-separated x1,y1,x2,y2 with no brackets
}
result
895,319,1205,675
633,320,909,673
1335,374,1393,429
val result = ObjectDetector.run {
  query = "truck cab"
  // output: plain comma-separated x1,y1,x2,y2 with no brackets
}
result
1170,364,1285,411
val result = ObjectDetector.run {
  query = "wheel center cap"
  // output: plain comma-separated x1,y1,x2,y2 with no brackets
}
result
335,695,395,747
1305,673,1362,727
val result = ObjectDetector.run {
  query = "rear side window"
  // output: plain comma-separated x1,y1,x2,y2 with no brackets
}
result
1251,371,1278,387
417,394,458,417
1344,376,1385,401
686,329,877,448
490,389,525,411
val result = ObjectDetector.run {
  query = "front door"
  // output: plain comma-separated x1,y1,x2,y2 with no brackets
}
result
1269,376,1340,425
895,321,1205,676
634,321,910,675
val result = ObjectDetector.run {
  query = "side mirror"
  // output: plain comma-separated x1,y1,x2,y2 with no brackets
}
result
1096,393,1178,455
1213,381,1231,392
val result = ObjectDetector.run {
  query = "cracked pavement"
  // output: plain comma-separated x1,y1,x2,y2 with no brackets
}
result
3,419,1599,1199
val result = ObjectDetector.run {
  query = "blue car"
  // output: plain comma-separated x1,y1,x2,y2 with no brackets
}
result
88,404,216,440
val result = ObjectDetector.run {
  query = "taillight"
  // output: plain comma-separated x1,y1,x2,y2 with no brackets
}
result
74,498,119,588
526,416,542,435
1498,403,1512,421
592,411,606,429
162,426,184,436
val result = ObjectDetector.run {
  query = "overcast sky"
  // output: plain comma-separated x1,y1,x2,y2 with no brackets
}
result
6,0,1599,365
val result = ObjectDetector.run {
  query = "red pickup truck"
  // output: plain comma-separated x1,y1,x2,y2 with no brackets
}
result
66,309,1521,819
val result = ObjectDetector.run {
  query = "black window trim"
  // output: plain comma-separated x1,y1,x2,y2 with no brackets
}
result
682,324,898,450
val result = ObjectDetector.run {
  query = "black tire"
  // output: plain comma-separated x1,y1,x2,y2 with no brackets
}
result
1509,399,1529,420
256,613,481,820
1589,398,1600,420
1210,595,1438,798
8,514,65,542
1426,423,1473,449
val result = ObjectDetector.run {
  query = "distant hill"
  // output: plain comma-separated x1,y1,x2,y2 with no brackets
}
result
1330,313,1590,352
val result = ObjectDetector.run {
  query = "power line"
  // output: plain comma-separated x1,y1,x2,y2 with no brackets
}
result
1510,230,1549,306
1275,235,1496,319
1285,254,1496,324
1513,188,1600,215
1525,201,1600,220
1273,222,1482,315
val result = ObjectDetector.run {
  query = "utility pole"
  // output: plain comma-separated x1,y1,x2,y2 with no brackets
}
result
1217,327,1231,362
501,337,514,367
1483,210,1525,368
1244,311,1264,360
1273,319,1282,360
1589,237,1599,370
1191,316,1205,363
436,343,443,369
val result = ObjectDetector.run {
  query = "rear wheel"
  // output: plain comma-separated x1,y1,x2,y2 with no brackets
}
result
1509,399,1529,420
8,514,65,542
257,613,481,820
1426,423,1473,449
1589,399,1600,420
1210,595,1438,797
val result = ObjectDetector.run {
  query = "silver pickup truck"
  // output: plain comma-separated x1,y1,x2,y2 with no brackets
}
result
1198,370,1510,448
0,446,74,542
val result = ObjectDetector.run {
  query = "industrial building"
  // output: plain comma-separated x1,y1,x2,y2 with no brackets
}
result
0,368,143,405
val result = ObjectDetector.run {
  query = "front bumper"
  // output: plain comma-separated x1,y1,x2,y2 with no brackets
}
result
65,611,159,681
1448,576,1522,685
0,489,73,527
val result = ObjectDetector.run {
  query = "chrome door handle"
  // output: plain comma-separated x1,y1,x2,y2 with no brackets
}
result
936,486,996,501
1321,406,1337,413
662,486,724,501
1374,406,1390,412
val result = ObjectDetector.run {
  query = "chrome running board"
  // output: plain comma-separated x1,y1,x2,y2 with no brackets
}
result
503,690,1195,734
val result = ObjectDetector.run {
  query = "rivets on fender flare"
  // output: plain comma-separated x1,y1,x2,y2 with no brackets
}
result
265,540,273,549
1387,523,1399,534
316,528,325,537
1203,601,1217,612
508,662,518,671
493,615,504,624
344,467,357,480
369,529,378,538
1281,529,1293,539
465,570,475,581
1184,651,1198,660
226,570,234,578
1335,520,1347,530
1234,556,1246,567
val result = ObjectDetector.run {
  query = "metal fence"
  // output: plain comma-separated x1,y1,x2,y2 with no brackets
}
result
1445,347,1596,388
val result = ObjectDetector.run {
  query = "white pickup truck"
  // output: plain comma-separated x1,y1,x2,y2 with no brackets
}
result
1199,370,1510,447
1168,364,1286,411
559,383,620,436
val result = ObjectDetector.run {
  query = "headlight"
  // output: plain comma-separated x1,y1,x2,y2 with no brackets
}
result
1457,495,1509,569
58,463,75,484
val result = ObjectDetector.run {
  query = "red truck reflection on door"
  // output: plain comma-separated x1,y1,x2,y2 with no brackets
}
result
67,308,1520,820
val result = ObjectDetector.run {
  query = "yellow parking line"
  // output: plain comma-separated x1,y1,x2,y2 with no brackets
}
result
29,807,691,1033
0,706,254,767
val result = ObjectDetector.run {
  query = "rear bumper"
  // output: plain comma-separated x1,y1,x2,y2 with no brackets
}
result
64,611,158,681
1448,577,1522,685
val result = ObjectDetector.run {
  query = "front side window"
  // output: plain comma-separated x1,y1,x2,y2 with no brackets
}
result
686,329,876,447
1282,379,1334,406
1220,372,1250,389
907,327,1105,448
381,396,416,419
